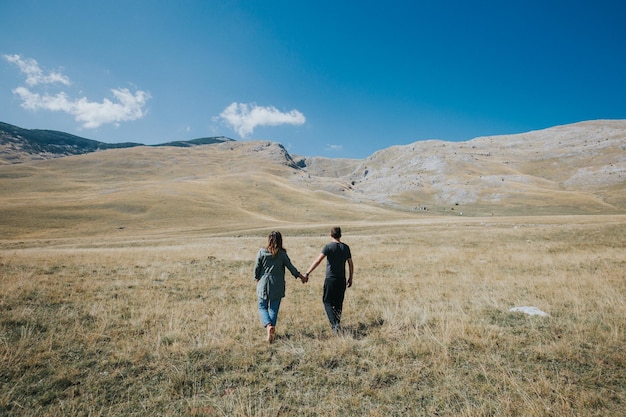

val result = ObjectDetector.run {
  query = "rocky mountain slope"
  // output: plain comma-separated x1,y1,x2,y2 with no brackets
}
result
293,120,626,214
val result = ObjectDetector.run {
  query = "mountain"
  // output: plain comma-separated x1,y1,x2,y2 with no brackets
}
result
0,122,234,164
0,120,624,239
295,120,626,215
154,137,236,148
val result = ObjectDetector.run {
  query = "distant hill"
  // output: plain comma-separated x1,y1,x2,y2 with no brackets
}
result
0,120,624,240
155,137,236,148
0,122,234,164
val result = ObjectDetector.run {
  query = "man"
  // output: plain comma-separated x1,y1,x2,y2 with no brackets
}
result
304,227,354,334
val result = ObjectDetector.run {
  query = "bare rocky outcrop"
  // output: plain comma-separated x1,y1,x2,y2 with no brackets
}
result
289,120,626,214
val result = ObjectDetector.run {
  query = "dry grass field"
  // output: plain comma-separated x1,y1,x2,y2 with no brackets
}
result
1,215,624,416
1,126,625,416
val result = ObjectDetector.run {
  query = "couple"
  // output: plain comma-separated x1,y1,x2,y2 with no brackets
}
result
254,227,354,342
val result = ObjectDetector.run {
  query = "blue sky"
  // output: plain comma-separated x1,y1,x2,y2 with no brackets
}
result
1,0,625,158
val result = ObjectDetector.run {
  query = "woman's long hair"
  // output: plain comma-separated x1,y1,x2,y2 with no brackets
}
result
266,231,284,257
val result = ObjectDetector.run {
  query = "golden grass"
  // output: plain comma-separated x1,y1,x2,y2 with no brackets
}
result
1,215,624,416
0,145,415,240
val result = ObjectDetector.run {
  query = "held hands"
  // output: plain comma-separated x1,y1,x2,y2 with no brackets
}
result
299,273,353,286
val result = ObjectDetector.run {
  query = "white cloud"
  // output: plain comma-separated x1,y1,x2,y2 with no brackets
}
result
4,54,150,129
12,87,150,128
3,54,70,86
218,102,305,137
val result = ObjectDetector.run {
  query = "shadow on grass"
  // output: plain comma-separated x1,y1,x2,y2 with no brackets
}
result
280,317,385,341
342,317,385,339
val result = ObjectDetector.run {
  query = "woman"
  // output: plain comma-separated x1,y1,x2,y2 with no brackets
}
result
254,231,306,342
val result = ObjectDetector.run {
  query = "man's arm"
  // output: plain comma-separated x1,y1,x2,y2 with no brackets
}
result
305,253,326,279
347,258,354,287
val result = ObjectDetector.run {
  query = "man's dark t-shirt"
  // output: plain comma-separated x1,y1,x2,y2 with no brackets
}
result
322,241,351,280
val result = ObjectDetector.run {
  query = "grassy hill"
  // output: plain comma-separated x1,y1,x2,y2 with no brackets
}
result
0,120,625,241
0,141,406,240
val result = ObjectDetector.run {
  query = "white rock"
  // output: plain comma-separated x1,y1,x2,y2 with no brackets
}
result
509,306,549,317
